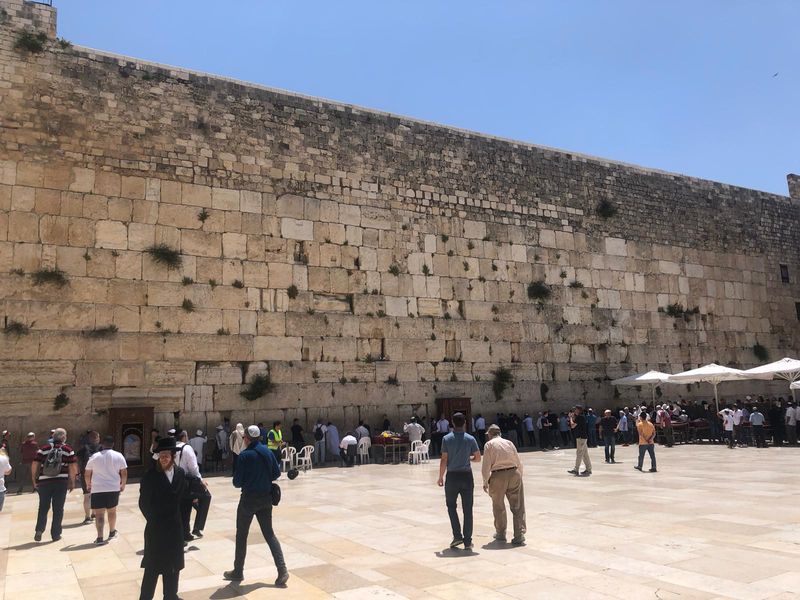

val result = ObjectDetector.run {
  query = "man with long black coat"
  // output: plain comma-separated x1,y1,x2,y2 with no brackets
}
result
138,437,187,600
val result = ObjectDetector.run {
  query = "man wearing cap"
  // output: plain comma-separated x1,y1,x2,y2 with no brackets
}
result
189,430,207,472
481,424,525,545
84,435,127,544
225,425,288,587
18,432,38,494
437,412,481,550
177,430,211,540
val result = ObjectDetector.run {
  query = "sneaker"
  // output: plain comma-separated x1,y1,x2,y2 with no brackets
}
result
464,540,474,550
81,517,93,525
94,537,105,545
184,533,194,542
567,469,579,476
108,529,117,540
191,530,203,538
581,470,592,476
275,568,289,587
511,536,526,546
493,532,507,542
223,570,244,582
634,466,643,471
648,468,657,472
449,537,464,549
34,531,42,542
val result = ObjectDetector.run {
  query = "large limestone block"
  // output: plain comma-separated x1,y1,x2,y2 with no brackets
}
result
8,212,39,242
605,237,627,256
95,220,128,249
145,360,196,386
223,232,247,259
182,230,222,257
196,362,243,385
253,336,302,360
186,385,214,412
280,218,314,241
0,360,75,387
339,203,361,226
463,220,486,239
276,194,305,219
212,188,240,211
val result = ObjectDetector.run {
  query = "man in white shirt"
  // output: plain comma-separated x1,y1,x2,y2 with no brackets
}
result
215,424,229,463
433,415,450,457
618,410,630,446
0,451,11,512
403,417,425,443
718,408,735,449
189,430,207,470
523,414,535,447
339,432,358,467
732,405,745,447
474,414,487,448
785,402,798,445
177,431,211,540
84,435,127,544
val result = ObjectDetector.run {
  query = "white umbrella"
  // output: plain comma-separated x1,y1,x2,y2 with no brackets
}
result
792,381,800,390
742,357,800,401
611,371,671,404
666,363,771,413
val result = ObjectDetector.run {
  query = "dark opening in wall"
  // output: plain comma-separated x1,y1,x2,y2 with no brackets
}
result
780,264,790,284
796,302,800,321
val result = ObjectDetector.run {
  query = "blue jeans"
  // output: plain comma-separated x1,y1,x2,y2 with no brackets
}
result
313,440,326,465
36,480,68,537
444,471,474,543
637,444,656,470
603,434,616,461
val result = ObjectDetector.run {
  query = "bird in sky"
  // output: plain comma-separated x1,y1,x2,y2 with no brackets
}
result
772,72,779,77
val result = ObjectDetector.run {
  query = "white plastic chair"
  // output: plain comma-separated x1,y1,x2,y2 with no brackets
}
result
408,440,423,465
420,439,431,463
296,445,314,471
280,446,296,472
357,437,371,464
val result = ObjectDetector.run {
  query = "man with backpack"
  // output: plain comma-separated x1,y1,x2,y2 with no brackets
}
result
312,420,327,466
32,427,77,541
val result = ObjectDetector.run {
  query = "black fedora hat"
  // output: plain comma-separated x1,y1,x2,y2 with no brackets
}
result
153,437,178,453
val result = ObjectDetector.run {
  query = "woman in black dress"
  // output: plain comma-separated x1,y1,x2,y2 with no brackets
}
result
139,437,187,600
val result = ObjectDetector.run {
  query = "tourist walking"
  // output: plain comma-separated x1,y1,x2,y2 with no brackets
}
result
77,431,101,524
85,435,127,544
138,437,187,600
474,413,486,448
719,408,735,448
312,420,327,465
749,406,766,447
437,413,481,550
481,424,525,545
230,423,246,475
176,431,211,540
224,425,288,587
586,408,598,448
600,409,619,463
634,413,657,472
17,432,38,494
567,406,592,476
32,428,77,541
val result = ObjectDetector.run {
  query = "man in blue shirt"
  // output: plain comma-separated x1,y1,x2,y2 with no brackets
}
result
224,425,289,587
437,413,481,550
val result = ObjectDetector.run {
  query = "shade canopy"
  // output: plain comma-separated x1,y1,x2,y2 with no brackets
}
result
792,381,799,390
742,357,800,401
610,371,671,386
667,363,772,412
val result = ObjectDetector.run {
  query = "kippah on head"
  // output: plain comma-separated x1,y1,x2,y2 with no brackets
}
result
246,425,261,438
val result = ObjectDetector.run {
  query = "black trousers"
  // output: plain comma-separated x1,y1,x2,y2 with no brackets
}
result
139,567,179,600
181,491,211,537
752,425,766,448
431,432,443,456
233,491,285,574
527,430,535,446
35,480,68,538
444,471,474,544
476,430,486,448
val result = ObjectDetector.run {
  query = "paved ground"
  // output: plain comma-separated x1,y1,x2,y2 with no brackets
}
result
2,443,800,599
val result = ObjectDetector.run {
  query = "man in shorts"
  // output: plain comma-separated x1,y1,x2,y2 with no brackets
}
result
84,435,128,544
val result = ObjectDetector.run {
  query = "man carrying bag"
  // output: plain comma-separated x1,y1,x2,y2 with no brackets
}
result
224,425,288,587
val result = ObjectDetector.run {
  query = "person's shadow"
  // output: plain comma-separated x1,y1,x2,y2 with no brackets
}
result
7,541,53,551
434,547,478,558
61,542,107,551
210,582,274,598
480,540,508,551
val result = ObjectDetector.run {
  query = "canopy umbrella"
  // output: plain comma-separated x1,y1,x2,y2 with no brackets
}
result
666,363,772,413
792,381,800,390
742,357,800,402
610,371,671,405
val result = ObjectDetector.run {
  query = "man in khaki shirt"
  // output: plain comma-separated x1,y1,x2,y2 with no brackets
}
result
481,424,526,545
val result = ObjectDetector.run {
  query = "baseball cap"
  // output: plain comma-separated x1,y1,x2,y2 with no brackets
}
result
167,428,176,435
246,425,261,438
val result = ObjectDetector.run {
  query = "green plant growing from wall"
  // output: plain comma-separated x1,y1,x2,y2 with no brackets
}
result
527,280,551,300
181,298,195,312
388,264,401,276
232,279,244,289
86,325,119,338
146,244,182,269
569,280,584,288
240,374,273,401
53,392,70,411
753,343,769,362
3,319,30,335
422,264,430,276
287,284,299,299
15,31,47,53
33,268,68,287
540,382,549,402
596,198,617,218
492,366,514,401
182,277,194,286
198,208,210,223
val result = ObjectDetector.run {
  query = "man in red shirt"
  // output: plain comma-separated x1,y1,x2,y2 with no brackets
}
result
32,427,77,541
17,432,39,494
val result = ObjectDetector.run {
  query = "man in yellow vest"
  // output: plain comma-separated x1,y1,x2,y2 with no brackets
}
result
267,422,284,465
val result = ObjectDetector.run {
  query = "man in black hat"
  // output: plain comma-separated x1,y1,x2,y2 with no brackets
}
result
224,425,288,587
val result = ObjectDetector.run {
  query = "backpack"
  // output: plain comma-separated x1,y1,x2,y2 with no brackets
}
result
314,426,324,441
42,444,65,477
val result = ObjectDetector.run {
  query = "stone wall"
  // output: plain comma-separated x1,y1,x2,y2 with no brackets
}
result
0,0,798,444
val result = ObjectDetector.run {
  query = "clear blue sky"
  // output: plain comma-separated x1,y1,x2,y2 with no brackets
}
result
57,1,799,195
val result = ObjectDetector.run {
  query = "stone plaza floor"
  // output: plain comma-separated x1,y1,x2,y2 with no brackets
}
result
1,443,800,599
